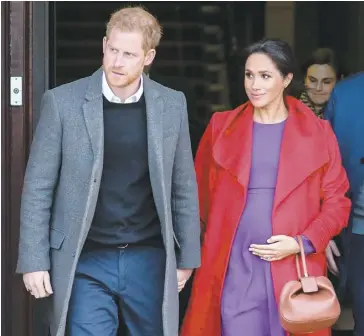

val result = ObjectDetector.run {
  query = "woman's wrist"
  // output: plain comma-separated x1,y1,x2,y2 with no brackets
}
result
293,235,316,255
293,236,301,254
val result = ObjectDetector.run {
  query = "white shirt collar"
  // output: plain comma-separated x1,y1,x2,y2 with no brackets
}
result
102,72,144,104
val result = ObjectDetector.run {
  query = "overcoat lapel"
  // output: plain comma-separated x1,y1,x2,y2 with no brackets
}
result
143,74,167,227
213,104,253,190
82,68,104,162
274,97,329,211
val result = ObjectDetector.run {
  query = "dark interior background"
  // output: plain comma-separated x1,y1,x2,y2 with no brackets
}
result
49,1,364,127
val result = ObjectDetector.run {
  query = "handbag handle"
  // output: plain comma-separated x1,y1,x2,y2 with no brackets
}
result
295,235,309,279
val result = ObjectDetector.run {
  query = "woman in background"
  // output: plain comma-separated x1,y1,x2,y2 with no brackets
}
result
299,48,343,118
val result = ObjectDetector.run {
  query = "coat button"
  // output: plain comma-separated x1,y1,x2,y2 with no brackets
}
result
93,179,97,183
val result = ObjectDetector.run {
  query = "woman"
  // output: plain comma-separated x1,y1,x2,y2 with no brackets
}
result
299,48,342,118
180,39,351,336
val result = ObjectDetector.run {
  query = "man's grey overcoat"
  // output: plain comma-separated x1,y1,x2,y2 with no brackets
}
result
16,68,201,336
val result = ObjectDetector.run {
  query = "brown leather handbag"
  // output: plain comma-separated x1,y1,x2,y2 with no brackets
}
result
279,235,341,334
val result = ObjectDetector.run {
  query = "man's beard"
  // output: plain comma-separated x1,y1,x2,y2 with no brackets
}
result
106,68,142,89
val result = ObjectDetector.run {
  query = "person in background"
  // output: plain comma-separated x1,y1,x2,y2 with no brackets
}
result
325,72,364,336
299,48,343,118
181,38,351,336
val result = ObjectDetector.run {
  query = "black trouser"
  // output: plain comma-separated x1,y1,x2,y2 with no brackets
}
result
332,331,353,336
347,233,364,336
178,273,193,326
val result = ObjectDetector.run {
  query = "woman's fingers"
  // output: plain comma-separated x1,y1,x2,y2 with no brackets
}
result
250,243,279,250
250,236,298,260
251,250,278,258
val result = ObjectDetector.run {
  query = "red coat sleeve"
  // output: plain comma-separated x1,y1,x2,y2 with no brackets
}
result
302,121,352,253
194,117,217,237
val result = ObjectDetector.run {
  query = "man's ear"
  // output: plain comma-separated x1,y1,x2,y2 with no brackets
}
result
144,49,156,66
102,36,107,54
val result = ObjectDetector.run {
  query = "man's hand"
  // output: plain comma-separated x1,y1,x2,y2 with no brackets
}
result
177,269,193,292
325,240,341,276
23,271,53,299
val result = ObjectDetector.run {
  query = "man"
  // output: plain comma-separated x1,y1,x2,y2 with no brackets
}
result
16,6,201,336
325,72,364,336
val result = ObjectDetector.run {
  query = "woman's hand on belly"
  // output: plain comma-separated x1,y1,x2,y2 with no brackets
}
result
249,235,300,262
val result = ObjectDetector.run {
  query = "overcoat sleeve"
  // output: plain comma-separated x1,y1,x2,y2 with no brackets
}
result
302,121,351,252
171,92,201,269
16,90,62,273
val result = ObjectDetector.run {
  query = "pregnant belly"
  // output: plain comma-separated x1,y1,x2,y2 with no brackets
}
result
234,188,275,246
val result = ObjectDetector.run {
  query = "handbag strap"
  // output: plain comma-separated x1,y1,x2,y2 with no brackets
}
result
295,235,309,279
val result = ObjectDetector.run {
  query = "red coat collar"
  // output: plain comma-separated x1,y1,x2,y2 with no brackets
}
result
213,96,330,210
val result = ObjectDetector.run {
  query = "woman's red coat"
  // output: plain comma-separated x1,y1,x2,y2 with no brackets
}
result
181,97,351,336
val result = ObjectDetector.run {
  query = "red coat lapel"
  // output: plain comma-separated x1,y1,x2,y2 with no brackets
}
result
211,96,330,210
274,97,329,210
213,103,253,190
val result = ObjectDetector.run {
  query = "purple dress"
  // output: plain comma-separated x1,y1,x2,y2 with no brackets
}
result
221,121,314,336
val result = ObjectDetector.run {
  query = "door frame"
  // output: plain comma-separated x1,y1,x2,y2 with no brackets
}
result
1,2,49,335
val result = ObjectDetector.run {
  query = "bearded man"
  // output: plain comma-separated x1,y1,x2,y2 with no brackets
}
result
16,6,201,336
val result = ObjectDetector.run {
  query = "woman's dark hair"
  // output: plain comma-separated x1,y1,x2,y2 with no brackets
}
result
243,38,296,78
301,48,343,79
